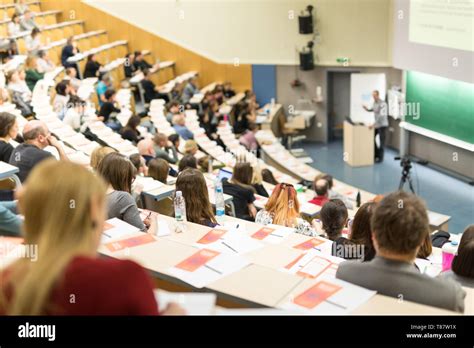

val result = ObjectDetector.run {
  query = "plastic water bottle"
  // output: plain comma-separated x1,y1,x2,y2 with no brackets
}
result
174,191,187,222
441,240,458,271
215,180,226,224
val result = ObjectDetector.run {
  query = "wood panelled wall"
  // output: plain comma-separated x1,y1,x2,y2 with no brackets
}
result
40,0,252,91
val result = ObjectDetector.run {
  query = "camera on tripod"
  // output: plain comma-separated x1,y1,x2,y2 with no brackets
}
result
395,155,415,194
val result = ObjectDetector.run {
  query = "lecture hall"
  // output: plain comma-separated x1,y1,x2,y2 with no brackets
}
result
0,0,472,345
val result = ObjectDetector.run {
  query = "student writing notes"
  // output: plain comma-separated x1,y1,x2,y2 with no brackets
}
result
0,160,183,315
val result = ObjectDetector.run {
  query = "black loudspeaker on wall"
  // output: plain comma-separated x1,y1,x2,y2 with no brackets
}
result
298,15,313,34
299,51,314,71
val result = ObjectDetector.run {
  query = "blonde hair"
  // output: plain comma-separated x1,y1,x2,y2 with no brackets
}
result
251,165,263,185
184,140,198,154
264,183,300,227
90,146,116,170
1,160,107,315
25,56,37,70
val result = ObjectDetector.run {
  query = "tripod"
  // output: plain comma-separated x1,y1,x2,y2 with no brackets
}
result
398,162,415,194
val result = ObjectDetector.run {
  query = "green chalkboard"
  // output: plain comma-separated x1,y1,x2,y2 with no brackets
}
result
406,71,474,144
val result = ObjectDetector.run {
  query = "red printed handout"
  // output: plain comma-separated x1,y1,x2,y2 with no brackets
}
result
103,222,114,231
197,229,227,244
293,238,325,250
105,234,156,252
175,249,220,272
293,281,342,309
251,227,275,240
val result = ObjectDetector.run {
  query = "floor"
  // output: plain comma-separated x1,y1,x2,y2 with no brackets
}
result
300,140,474,234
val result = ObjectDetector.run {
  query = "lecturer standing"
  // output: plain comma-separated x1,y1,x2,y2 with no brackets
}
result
363,90,388,163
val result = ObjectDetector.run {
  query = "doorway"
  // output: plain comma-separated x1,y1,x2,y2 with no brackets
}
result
327,70,358,141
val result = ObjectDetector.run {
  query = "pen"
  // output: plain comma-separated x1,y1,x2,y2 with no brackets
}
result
204,264,222,274
221,241,238,253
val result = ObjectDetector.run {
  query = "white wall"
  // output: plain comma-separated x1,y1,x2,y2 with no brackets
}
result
84,0,393,66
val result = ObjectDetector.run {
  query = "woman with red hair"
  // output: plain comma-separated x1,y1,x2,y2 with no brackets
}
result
255,183,316,236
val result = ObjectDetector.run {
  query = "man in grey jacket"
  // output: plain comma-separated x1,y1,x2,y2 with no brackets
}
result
363,90,388,162
336,191,466,313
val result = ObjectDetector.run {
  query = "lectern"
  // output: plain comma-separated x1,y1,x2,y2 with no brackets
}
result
343,121,374,167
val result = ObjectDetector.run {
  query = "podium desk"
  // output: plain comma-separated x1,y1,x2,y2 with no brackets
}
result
343,121,374,167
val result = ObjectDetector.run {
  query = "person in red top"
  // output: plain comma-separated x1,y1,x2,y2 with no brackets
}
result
308,178,330,206
0,160,183,316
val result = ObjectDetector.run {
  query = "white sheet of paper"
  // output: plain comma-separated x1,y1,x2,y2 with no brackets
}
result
154,290,216,315
156,218,171,237
283,249,343,276
262,224,294,244
197,229,263,255
168,252,249,289
101,218,140,243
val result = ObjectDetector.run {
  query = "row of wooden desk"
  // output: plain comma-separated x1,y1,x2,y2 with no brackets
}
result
97,214,472,314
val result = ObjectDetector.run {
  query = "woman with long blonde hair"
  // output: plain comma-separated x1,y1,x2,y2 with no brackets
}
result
255,183,316,236
0,160,183,315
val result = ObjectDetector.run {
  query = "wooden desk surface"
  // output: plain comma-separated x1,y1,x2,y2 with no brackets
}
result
98,215,466,314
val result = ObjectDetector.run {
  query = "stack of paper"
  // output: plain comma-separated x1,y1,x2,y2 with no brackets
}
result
168,248,250,288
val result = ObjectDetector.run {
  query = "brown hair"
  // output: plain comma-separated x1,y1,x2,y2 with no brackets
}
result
0,112,16,137
451,225,474,278
231,162,255,192
417,233,433,259
178,154,197,172
320,199,348,240
175,168,216,226
90,146,116,170
371,191,429,256
97,152,136,193
148,158,169,184
349,202,375,256
261,168,279,185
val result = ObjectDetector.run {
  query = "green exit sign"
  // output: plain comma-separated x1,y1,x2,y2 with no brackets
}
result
336,57,350,64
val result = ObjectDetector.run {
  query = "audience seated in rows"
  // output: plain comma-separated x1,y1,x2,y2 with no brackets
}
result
0,160,184,315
